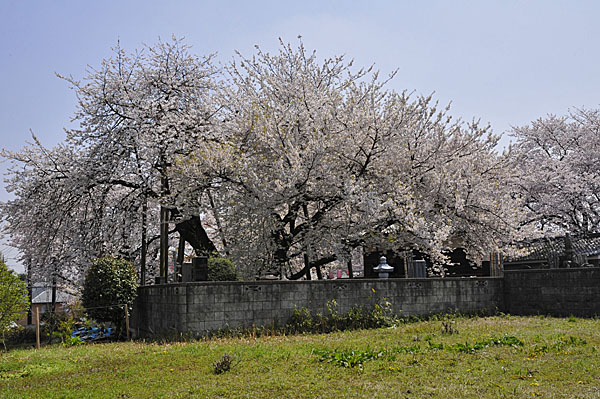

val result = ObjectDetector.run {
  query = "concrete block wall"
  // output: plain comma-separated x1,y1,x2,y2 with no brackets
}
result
132,277,503,337
504,268,600,317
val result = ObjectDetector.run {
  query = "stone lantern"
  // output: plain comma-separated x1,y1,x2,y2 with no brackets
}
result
373,256,394,278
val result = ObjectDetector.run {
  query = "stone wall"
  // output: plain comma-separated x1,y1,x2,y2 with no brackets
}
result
132,277,503,337
504,268,600,317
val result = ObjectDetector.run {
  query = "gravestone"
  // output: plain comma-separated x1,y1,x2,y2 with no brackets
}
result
192,256,208,281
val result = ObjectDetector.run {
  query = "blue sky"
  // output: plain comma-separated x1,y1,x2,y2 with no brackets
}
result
1,0,599,272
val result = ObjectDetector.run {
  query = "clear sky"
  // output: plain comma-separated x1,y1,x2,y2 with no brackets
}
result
1,0,599,273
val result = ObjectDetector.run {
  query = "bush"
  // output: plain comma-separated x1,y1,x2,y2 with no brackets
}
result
208,257,239,281
82,257,138,337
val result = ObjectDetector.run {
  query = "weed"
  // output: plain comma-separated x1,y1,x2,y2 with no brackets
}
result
531,335,587,355
286,300,397,334
213,353,236,374
428,342,444,350
393,345,421,354
428,335,524,354
441,320,458,335
63,336,83,347
314,348,384,369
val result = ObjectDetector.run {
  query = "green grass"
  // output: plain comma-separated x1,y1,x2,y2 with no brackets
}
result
1,316,599,398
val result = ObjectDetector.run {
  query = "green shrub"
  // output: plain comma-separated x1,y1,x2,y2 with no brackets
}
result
208,257,239,281
82,257,138,337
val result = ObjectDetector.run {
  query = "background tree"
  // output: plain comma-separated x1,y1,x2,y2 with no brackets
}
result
0,255,29,350
511,109,600,235
82,257,138,336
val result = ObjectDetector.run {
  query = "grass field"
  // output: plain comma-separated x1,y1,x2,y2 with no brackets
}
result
1,315,599,398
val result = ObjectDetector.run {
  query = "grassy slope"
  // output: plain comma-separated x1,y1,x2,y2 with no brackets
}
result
1,316,599,398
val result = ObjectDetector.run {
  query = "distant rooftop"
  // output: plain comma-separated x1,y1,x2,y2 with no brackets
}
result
507,235,600,262
31,289,75,304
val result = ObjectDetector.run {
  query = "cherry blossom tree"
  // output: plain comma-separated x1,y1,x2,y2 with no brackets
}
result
2,37,220,286
510,109,600,235
3,38,526,284
176,40,526,278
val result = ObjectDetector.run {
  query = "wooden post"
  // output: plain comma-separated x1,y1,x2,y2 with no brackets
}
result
35,307,40,349
125,304,130,341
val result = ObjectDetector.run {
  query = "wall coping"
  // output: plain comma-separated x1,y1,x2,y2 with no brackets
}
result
140,276,504,289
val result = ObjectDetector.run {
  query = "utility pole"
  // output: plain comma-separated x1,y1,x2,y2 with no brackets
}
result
26,257,32,325
51,265,57,315
159,176,169,282
140,199,147,285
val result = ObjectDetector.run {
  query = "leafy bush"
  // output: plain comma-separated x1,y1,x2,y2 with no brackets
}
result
82,257,138,337
208,257,239,281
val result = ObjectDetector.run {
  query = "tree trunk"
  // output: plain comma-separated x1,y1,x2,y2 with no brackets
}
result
315,264,323,280
303,253,312,280
288,255,337,280
207,189,229,256
174,214,217,256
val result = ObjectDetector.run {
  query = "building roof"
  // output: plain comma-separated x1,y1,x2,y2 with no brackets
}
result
31,289,75,304
507,235,600,262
